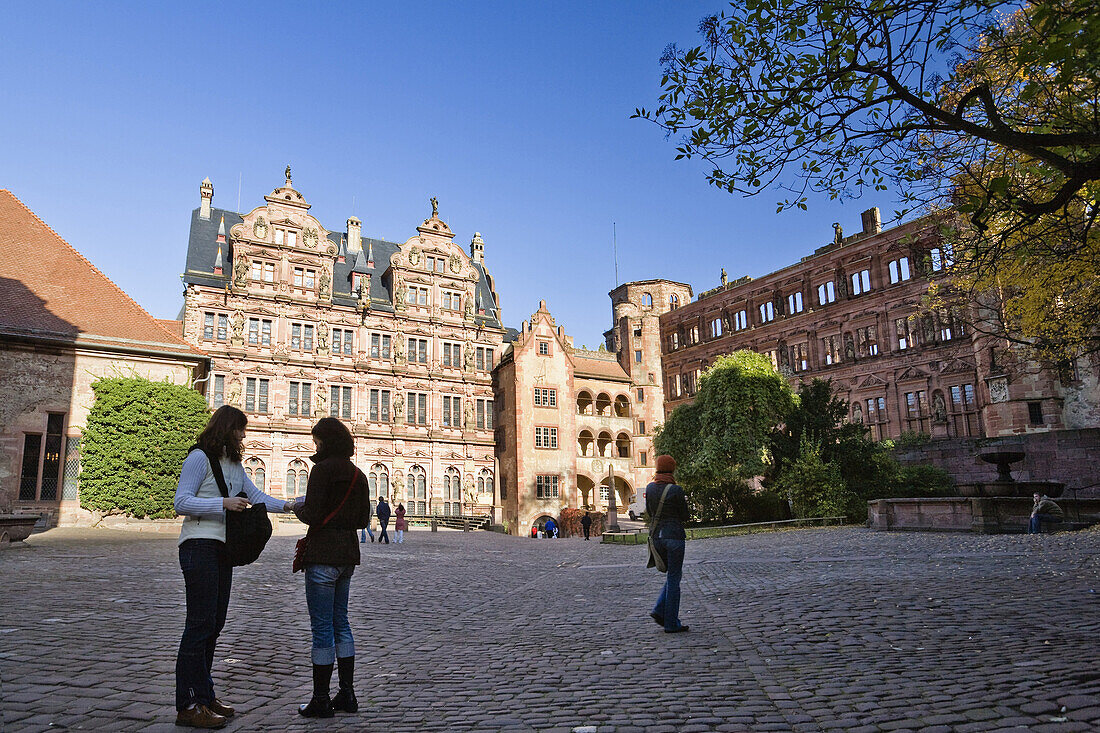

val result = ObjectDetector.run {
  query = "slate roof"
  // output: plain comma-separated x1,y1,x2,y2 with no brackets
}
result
0,190,206,360
183,206,505,329
571,354,631,382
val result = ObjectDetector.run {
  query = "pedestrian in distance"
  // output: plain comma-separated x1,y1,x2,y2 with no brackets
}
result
544,516,558,539
376,494,391,544
173,405,297,729
1028,493,1064,534
647,454,691,633
581,511,592,540
293,417,372,718
360,521,375,544
394,503,407,543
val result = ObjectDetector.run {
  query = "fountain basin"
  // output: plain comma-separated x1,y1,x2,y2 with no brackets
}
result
956,480,1064,499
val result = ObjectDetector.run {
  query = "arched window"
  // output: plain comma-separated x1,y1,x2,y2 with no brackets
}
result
616,432,631,458
286,459,308,498
642,292,653,307
407,465,426,509
614,395,631,417
595,393,612,416
477,468,493,498
577,430,594,457
369,463,389,505
597,431,613,457
245,457,265,491
444,466,460,516
670,293,680,310
576,391,593,415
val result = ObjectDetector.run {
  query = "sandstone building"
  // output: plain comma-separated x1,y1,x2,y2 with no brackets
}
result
0,191,208,527
180,173,506,517
660,208,1100,440
494,279,692,534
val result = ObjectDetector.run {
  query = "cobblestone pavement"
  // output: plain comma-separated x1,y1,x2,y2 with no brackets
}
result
1,526,1099,732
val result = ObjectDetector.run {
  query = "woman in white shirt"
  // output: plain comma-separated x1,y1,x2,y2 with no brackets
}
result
173,405,295,729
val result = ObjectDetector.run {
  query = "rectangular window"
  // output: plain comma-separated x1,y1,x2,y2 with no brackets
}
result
710,317,723,338
245,377,270,413
822,335,841,365
41,413,65,500
536,475,560,499
288,381,311,417
537,340,550,356
477,399,493,429
329,385,352,419
905,390,929,433
19,433,43,500
292,267,316,290
291,323,301,350
636,388,644,402
668,332,681,351
442,395,462,427
217,314,227,341
787,291,804,314
369,333,392,360
213,375,224,408
303,325,314,352
850,269,872,295
687,325,699,345
534,426,558,449
406,286,429,305
427,255,447,272
888,257,912,284
407,338,429,364
817,281,836,305
204,312,214,340
368,388,390,422
406,391,428,425
857,325,879,356
759,301,775,323
732,310,748,331
865,396,888,440
895,317,918,350
332,328,354,355
261,319,271,346
638,420,646,434
634,350,643,363
263,262,275,283
790,343,808,372
248,318,259,345
476,347,494,371
929,248,944,272
250,261,262,282
441,290,462,311
442,341,462,368
949,384,979,437
533,387,557,407
640,451,648,467
764,349,779,370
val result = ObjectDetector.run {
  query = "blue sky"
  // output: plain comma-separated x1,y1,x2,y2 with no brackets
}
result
2,1,870,349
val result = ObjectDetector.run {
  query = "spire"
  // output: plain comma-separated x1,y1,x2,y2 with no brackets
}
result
367,239,374,268
213,245,224,275
216,215,226,244
337,235,347,264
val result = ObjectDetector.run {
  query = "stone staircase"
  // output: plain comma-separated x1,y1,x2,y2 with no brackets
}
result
405,514,492,531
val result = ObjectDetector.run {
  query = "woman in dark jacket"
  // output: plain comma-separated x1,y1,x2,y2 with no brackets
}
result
294,418,371,717
646,454,691,633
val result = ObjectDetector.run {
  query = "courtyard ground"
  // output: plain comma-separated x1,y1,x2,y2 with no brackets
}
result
0,526,1098,732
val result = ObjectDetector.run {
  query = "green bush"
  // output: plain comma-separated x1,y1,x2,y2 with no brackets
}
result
79,376,210,519
776,437,861,519
897,463,954,497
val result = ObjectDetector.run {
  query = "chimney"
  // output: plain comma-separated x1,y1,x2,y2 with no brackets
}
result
470,231,485,264
861,207,882,235
199,177,213,220
347,217,362,254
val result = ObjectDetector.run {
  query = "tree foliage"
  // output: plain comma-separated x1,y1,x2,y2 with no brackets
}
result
80,377,210,519
638,0,1100,359
653,351,797,520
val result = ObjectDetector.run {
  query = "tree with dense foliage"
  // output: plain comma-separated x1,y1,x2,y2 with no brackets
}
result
637,0,1100,360
80,376,210,519
653,351,797,521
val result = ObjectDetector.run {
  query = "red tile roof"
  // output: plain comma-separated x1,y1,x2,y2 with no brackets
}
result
571,353,631,382
0,190,204,358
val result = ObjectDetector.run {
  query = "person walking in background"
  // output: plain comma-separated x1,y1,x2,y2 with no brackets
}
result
173,406,297,729
544,516,558,539
360,521,375,544
647,454,691,634
581,511,592,540
394,503,407,543
376,495,391,544
1028,493,1064,534
293,418,371,718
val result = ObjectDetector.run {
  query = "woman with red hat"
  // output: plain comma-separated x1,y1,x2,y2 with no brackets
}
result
647,454,691,633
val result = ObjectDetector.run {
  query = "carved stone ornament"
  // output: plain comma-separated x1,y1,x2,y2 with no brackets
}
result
303,227,319,248
409,247,421,266
464,400,474,428
227,377,242,407
233,253,249,286
464,341,475,371
317,324,329,352
449,253,461,273
319,265,331,299
852,403,864,424
988,376,1009,404
932,392,947,423
230,310,245,344
253,217,268,239
393,393,405,421
464,292,474,319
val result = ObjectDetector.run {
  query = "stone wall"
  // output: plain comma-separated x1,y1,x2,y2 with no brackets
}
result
891,428,1100,497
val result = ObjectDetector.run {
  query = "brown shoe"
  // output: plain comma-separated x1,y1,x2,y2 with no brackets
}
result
175,704,228,729
207,699,235,718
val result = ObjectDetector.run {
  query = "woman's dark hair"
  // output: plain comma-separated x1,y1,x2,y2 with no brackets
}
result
196,405,248,462
311,417,355,458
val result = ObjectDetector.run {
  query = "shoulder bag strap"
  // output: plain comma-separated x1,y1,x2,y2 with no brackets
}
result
649,485,672,531
318,470,359,529
194,446,231,499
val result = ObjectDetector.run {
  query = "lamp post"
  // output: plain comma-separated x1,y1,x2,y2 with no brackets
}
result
607,464,620,533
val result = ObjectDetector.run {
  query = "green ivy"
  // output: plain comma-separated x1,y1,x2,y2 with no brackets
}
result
79,377,210,519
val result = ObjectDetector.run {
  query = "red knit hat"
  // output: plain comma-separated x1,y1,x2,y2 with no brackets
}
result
655,454,677,474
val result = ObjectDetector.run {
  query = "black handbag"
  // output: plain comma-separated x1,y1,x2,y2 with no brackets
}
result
194,446,273,567
646,485,672,573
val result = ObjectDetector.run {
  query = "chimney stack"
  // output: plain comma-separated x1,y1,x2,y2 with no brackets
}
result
347,216,362,254
200,177,214,220
861,207,881,235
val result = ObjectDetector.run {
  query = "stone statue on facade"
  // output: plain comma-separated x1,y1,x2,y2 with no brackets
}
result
464,293,474,320
317,323,329,353
844,333,855,361
227,377,242,407
932,392,948,423
393,393,405,422
316,388,327,417
229,310,245,345
394,273,406,312
464,400,475,429
285,165,292,185
852,403,864,424
430,196,439,218
233,254,249,287
833,222,843,245
319,264,331,299
464,341,475,372
394,332,407,365
721,268,727,286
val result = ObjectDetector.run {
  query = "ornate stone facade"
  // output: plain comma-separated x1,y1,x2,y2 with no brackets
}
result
494,279,692,534
660,207,1100,439
181,175,506,516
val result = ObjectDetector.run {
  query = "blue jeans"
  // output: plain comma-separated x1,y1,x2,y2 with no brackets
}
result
304,564,355,665
1028,514,1061,534
651,536,686,631
175,539,232,710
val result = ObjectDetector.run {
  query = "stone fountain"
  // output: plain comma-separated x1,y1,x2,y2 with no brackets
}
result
955,449,1064,499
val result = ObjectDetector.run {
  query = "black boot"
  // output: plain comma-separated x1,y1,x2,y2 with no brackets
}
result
298,663,334,718
332,656,358,713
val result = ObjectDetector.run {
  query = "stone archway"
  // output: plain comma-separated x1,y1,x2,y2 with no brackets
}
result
577,474,596,509
598,474,632,511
